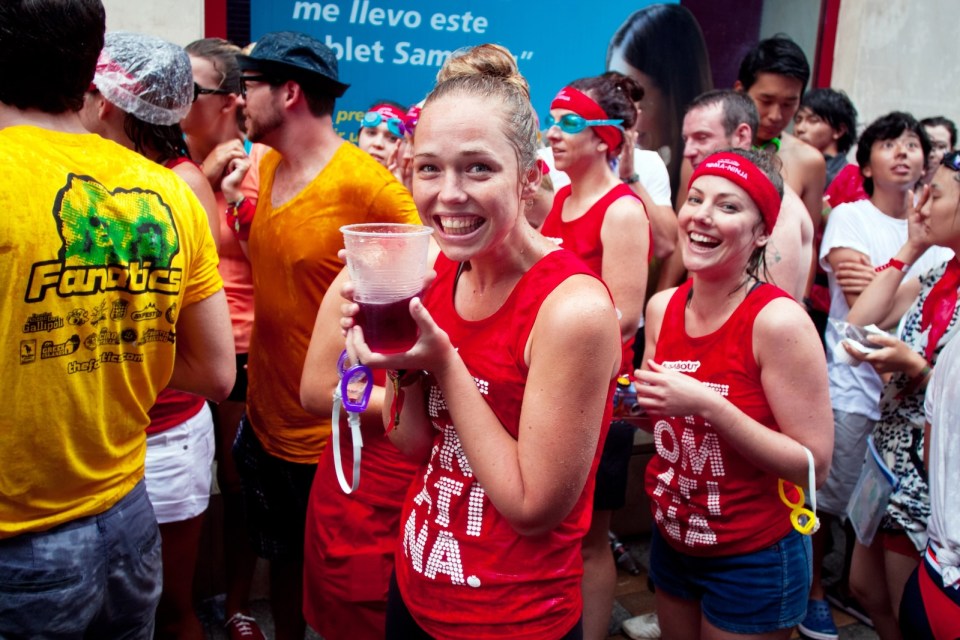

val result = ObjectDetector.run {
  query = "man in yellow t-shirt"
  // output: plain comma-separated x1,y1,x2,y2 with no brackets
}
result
0,2,236,638
233,32,419,640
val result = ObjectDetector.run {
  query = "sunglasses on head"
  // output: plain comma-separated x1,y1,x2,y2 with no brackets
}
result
193,82,232,102
361,111,406,138
544,113,624,135
941,150,960,172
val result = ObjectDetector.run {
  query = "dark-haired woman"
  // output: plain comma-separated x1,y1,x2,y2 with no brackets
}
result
541,73,650,640
635,149,832,639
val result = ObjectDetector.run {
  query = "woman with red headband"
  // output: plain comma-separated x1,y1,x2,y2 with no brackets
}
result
634,148,833,638
541,74,650,640
358,100,407,172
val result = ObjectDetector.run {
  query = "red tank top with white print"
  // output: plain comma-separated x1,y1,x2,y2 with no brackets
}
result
645,279,795,556
396,250,615,640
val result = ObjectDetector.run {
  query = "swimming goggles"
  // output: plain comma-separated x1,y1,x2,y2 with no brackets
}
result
361,111,406,138
778,446,820,535
544,113,624,135
331,350,373,494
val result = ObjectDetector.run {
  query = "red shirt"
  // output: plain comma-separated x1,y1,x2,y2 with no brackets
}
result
541,182,648,373
396,251,614,639
645,280,795,556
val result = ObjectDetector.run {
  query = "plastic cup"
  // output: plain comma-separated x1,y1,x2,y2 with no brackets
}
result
341,223,433,353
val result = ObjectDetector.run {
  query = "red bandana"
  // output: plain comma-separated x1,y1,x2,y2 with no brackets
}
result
550,86,623,151
690,151,782,232
920,257,960,363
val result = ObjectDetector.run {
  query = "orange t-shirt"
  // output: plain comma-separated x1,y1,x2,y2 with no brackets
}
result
246,142,420,463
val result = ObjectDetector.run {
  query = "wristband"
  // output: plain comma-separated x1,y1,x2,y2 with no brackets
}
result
875,258,910,273
622,173,641,185
225,197,256,241
386,369,424,434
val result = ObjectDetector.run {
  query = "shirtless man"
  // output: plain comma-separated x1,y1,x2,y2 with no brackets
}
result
734,36,825,298
681,89,813,300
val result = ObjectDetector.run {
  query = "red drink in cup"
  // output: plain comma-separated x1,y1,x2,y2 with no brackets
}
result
341,223,433,354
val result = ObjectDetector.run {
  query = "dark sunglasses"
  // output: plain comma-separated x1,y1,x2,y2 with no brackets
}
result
941,150,960,172
193,82,232,102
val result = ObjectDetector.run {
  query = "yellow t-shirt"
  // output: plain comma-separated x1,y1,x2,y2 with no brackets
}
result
0,126,222,538
246,142,420,463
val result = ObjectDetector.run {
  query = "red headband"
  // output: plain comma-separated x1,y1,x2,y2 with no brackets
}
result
369,103,407,123
550,86,623,151
404,104,421,132
690,152,781,231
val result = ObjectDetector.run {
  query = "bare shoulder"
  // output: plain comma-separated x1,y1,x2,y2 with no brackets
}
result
754,295,815,342
645,287,676,329
606,193,649,220
539,274,618,334
779,133,826,171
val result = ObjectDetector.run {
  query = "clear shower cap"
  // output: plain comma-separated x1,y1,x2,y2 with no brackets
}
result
93,32,193,126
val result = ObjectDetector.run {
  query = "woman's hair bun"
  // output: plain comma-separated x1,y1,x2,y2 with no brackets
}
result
436,44,529,99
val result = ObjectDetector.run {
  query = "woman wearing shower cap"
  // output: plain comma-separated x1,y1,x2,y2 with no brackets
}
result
633,148,832,639
80,31,222,640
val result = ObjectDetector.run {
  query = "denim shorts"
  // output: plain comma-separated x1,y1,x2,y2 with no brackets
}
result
649,526,812,634
0,480,162,639
233,415,317,561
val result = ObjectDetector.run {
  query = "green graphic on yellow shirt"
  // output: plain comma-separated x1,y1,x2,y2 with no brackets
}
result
56,174,179,267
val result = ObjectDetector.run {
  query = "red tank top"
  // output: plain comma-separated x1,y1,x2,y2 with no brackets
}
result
396,250,615,640
645,280,795,556
541,182,647,374
541,182,648,274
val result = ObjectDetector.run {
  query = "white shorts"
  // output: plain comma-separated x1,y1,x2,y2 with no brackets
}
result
144,403,215,524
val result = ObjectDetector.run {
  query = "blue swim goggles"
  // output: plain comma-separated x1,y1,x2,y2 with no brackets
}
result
361,111,406,138
544,113,624,135
332,350,373,494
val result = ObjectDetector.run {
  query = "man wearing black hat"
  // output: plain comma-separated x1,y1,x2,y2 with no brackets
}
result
231,31,420,640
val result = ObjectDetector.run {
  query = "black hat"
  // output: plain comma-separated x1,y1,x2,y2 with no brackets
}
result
238,31,349,98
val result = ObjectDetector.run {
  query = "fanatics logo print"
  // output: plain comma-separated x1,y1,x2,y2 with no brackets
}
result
22,312,64,333
25,174,183,302
20,340,36,364
40,334,81,359
66,308,89,326
137,328,175,346
84,327,120,350
131,303,162,322
67,351,145,374
111,299,129,320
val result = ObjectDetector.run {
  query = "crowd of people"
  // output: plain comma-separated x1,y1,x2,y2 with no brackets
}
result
1,1,959,640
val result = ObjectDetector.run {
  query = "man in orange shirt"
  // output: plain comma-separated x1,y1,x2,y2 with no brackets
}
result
232,32,420,640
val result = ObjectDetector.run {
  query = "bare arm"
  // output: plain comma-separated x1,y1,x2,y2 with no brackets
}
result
635,298,833,486
301,267,385,422
167,289,236,401
172,161,221,252
601,197,650,342
847,189,934,329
